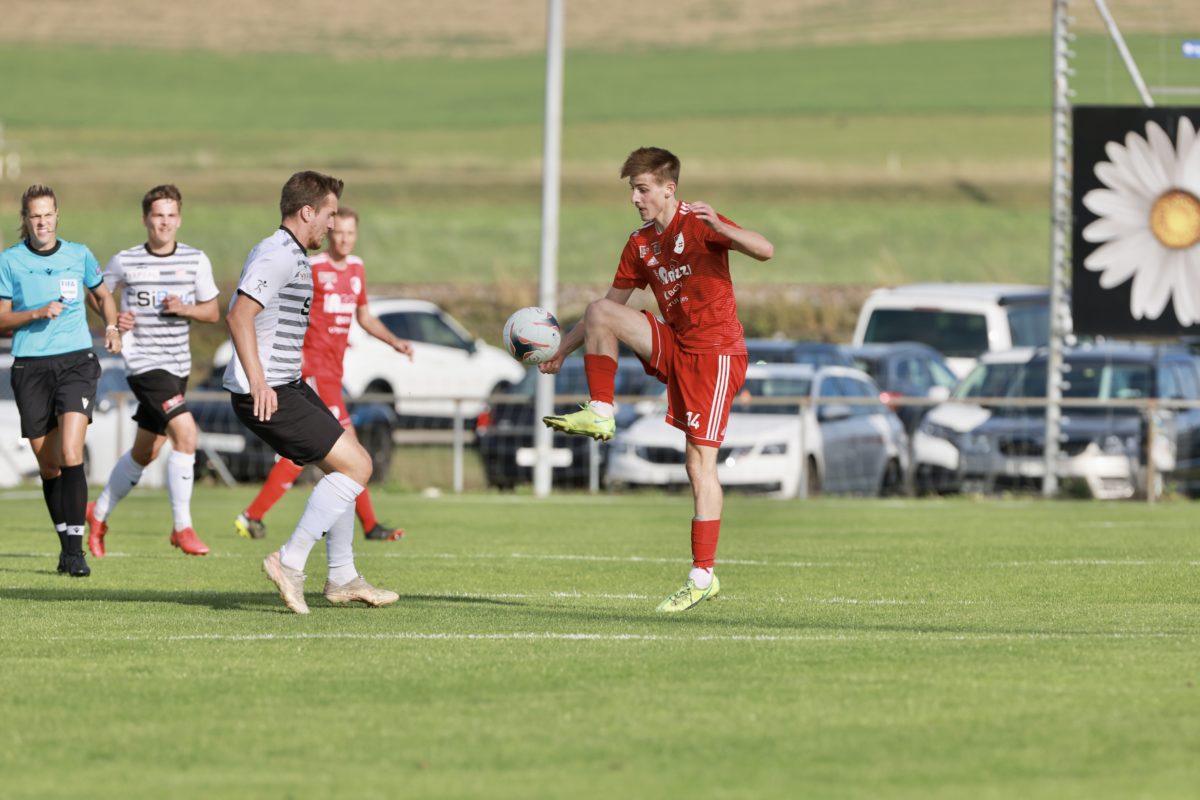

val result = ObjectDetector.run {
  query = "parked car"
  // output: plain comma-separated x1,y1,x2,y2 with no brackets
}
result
745,338,856,368
341,298,525,424
845,342,959,433
852,283,1050,378
915,344,1200,498
187,365,397,483
476,356,663,490
606,363,909,497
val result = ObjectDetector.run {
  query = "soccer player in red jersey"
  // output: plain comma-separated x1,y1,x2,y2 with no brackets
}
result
542,147,774,612
234,207,412,542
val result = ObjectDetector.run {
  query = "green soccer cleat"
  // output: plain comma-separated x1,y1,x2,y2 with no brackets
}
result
234,513,266,540
655,573,721,613
542,404,616,442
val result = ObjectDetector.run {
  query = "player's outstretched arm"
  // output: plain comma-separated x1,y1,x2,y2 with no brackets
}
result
689,201,774,261
356,305,412,360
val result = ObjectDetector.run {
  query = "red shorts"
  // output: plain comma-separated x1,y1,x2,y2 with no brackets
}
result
303,373,352,428
638,311,747,447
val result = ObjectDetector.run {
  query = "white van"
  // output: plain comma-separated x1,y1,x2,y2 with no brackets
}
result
852,283,1050,378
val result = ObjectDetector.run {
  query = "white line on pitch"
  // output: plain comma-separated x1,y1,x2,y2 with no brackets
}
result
17,630,1192,644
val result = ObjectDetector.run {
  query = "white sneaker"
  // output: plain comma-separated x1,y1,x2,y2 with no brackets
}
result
323,575,399,607
263,550,309,614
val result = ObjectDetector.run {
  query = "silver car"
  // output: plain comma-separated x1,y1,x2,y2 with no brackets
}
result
606,363,909,497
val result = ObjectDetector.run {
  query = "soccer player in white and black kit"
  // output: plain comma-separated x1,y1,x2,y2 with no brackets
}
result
224,171,396,614
86,185,220,558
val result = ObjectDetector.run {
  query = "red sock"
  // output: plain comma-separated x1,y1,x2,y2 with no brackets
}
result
583,354,618,405
356,487,378,531
691,519,721,569
245,459,303,520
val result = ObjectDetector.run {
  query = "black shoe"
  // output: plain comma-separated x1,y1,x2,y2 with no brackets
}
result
57,552,68,574
364,523,404,542
63,552,91,577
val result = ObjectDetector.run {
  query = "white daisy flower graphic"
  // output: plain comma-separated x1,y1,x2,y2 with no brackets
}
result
1081,117,1200,326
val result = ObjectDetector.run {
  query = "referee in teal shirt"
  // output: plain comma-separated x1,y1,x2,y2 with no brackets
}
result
0,185,122,577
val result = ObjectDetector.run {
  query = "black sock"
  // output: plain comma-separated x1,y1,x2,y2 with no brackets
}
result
59,464,87,556
42,474,67,552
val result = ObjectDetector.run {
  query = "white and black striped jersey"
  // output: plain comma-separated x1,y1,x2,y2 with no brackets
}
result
103,243,220,378
222,228,313,393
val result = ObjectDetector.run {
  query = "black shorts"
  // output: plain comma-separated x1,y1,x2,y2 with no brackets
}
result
11,348,101,439
229,379,343,466
127,370,191,435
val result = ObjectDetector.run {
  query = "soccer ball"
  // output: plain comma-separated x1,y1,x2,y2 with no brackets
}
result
503,306,561,365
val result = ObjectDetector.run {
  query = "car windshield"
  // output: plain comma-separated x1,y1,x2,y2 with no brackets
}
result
862,309,989,358
953,359,1153,401
1007,303,1050,348
734,376,812,415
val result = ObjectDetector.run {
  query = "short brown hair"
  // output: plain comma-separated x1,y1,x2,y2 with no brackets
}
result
279,171,344,219
18,184,57,239
334,206,358,223
620,147,680,186
142,184,182,216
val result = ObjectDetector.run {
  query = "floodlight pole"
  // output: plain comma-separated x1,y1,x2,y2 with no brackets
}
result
533,0,565,498
1043,0,1074,496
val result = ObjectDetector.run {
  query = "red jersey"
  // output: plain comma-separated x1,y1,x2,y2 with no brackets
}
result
301,252,368,379
613,202,746,354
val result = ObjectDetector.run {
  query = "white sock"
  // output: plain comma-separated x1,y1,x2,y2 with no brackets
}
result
94,451,144,521
325,505,358,586
280,473,364,572
588,400,614,418
167,451,195,530
689,566,713,589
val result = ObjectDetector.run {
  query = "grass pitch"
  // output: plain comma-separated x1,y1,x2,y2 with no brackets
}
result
0,487,1196,799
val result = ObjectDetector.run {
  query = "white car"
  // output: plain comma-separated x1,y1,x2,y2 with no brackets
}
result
214,298,524,423
607,364,909,498
853,283,1050,378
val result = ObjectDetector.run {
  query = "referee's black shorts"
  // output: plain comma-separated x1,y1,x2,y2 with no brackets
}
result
11,348,101,439
229,379,343,466
127,369,191,435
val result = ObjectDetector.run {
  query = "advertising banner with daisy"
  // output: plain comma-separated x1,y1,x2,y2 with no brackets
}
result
1073,105,1200,336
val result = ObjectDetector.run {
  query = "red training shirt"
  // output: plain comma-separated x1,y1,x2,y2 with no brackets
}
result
301,252,368,380
612,202,747,354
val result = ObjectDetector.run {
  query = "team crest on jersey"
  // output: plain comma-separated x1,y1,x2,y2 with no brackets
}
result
58,279,79,303
673,233,685,254
350,276,362,296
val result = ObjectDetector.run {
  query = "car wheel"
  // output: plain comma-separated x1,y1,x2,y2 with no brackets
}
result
879,458,904,496
364,380,393,405
805,457,821,497
358,423,394,484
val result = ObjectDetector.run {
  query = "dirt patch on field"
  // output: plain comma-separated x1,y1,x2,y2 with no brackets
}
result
3,1,1195,57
